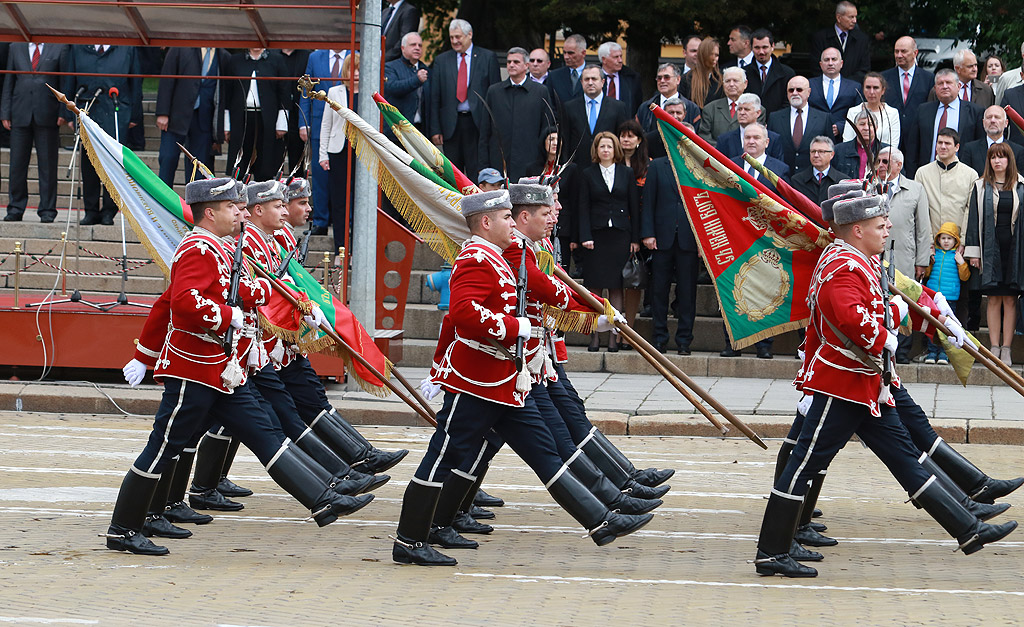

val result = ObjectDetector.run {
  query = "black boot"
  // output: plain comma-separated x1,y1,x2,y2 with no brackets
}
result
929,438,1024,504
753,491,817,577
309,408,409,474
80,211,102,225
568,452,662,515
190,434,243,511
789,539,824,562
217,438,253,497
474,489,505,508
428,472,479,549
469,505,495,520
798,472,830,536
546,469,653,547
774,439,795,483
455,470,495,534
162,450,213,525
912,477,1018,555
580,430,670,498
793,523,837,547
265,441,374,527
294,427,382,495
104,469,169,556
920,453,1011,521
142,459,192,539
328,409,409,474
393,480,457,566
590,427,674,487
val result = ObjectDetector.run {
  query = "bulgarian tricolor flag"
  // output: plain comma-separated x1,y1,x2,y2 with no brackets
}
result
653,105,832,349
75,108,393,395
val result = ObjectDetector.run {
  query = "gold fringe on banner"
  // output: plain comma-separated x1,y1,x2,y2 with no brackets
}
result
258,311,306,345
321,343,395,397
543,304,600,335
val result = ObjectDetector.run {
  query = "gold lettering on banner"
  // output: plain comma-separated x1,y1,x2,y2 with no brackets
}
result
691,190,734,265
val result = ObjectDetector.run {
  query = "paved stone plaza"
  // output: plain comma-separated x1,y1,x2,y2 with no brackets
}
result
0,410,1022,626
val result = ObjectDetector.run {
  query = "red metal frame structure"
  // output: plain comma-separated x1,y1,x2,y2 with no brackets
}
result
0,1,357,49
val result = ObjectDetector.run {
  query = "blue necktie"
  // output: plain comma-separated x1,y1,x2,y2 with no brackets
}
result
826,79,835,108
196,48,213,109
588,99,597,133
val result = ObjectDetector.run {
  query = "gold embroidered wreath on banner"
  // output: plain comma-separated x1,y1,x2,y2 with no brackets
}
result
732,248,790,321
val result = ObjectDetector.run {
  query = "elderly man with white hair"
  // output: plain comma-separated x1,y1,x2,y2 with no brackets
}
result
596,41,642,113
697,66,759,145
714,93,785,160
930,49,994,109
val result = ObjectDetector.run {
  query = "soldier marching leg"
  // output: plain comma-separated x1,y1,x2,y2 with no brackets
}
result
927,438,1024,504
918,453,1011,521
104,467,169,556
453,466,495,535
793,471,835,547
393,478,457,566
293,427,388,495
578,426,670,499
162,447,213,525
217,437,253,498
190,431,245,512
428,471,481,549
910,477,1018,555
264,440,375,527
142,456,192,540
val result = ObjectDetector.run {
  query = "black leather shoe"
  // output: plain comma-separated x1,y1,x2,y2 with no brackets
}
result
217,477,253,498
623,480,670,499
959,519,1018,555
812,508,823,518
100,214,115,225
164,501,213,525
393,536,457,566
807,521,827,532
966,499,1011,522
104,525,169,556
142,514,193,539
719,347,742,357
754,549,817,577
789,540,824,562
590,512,653,546
189,487,244,511
452,511,493,534
39,215,56,223
973,477,1024,504
311,226,329,236
756,346,773,359
331,473,376,496
653,342,667,353
587,345,600,352
610,493,662,515
896,354,911,365
474,489,504,507
354,448,409,474
677,346,691,355
429,525,479,549
3,213,22,221
311,493,374,527
633,468,675,487
80,212,102,225
794,523,837,547
469,505,495,520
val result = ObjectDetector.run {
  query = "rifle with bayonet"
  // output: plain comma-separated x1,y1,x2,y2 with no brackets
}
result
223,220,247,355
879,240,895,386
514,242,528,372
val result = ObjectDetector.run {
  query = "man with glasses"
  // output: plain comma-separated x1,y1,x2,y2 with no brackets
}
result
637,62,699,133
930,49,994,109
548,34,588,109
527,48,551,84
769,75,832,173
792,136,851,204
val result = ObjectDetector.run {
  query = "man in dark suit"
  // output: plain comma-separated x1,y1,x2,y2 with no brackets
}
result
809,0,870,82
641,156,699,354
998,84,1024,145
478,47,554,183
905,69,983,176
768,75,833,173
791,136,852,204
597,41,642,116
298,48,345,233
381,0,420,63
561,65,629,166
808,47,861,139
383,32,429,137
223,48,290,182
697,67,758,145
154,47,226,188
745,28,795,115
833,110,888,178
714,94,786,161
726,25,754,69
881,36,934,151
961,105,1024,173
546,33,587,111
930,49,994,110
2,42,70,223
428,18,501,186
730,123,790,191
637,62,699,133
67,44,142,225
276,48,311,173
647,97,697,159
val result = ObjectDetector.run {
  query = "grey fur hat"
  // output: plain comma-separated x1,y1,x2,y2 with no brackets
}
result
827,179,866,200
234,180,246,200
184,177,239,205
832,194,888,226
461,189,513,218
821,189,868,222
284,177,311,201
245,180,286,207
508,183,554,207
518,175,560,193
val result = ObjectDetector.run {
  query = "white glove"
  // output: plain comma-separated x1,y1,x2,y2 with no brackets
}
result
516,317,532,340
303,304,326,329
884,330,899,355
796,393,814,417
933,292,961,326
122,359,147,387
891,296,909,326
878,383,891,406
943,316,972,349
229,306,244,330
596,314,615,333
419,378,442,400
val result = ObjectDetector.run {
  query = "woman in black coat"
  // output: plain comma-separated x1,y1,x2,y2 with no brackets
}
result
578,131,640,351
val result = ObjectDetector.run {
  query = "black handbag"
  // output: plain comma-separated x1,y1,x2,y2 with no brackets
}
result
622,252,648,289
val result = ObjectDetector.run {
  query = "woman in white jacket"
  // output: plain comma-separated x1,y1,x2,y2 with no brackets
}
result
319,53,359,253
842,72,901,148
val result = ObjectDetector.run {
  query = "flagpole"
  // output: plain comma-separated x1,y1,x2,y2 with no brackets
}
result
553,266,767,449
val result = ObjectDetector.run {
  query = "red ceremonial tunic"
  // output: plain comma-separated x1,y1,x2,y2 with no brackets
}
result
241,223,296,369
432,236,527,407
152,227,270,392
274,224,298,252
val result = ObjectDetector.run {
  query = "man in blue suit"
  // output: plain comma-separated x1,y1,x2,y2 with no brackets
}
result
729,122,790,190
547,34,588,112
715,94,786,161
382,32,430,138
808,47,861,140
880,36,934,151
298,49,345,234
905,69,983,176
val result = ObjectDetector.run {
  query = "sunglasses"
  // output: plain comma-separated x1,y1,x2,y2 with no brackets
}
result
787,87,805,93
529,58,545,63
656,74,674,80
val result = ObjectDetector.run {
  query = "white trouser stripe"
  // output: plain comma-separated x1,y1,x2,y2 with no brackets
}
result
146,381,189,475
452,468,477,481
205,431,231,441
427,393,460,482
785,396,832,495
466,439,489,476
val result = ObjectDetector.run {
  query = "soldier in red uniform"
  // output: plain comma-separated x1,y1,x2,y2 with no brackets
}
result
105,178,374,556
393,189,653,566
754,192,1018,578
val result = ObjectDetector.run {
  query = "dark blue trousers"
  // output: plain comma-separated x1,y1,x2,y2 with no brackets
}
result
276,355,332,422
250,364,314,442
550,364,596,443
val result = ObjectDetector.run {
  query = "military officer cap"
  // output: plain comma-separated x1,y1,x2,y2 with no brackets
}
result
821,189,868,222
832,194,888,226
184,177,239,205
284,177,312,201
518,175,559,194
460,189,512,218
508,183,554,207
246,180,286,207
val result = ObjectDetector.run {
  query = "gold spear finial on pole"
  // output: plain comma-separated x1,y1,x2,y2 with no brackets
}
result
47,83,81,117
